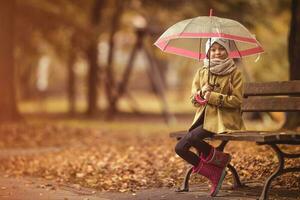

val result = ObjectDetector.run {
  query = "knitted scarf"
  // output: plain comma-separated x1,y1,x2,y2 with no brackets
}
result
203,58,236,76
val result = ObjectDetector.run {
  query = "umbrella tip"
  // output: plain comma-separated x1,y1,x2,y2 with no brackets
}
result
209,9,213,16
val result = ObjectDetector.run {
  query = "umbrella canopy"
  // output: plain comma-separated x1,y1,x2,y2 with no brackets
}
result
154,16,264,60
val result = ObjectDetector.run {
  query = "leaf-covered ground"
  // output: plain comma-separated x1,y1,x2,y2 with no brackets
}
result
0,119,299,193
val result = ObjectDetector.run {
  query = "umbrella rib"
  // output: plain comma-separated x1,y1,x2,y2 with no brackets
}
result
162,17,197,52
178,17,196,37
198,38,202,61
232,40,242,58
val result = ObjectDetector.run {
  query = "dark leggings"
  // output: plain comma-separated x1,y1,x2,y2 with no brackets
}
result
175,118,214,166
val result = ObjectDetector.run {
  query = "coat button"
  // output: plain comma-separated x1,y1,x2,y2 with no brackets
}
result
219,95,223,99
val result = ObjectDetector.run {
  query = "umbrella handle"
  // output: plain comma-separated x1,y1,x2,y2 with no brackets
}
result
208,9,213,84
207,37,212,85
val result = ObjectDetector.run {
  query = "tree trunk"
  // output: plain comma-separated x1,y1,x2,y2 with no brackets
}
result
105,0,124,118
0,0,19,121
86,0,105,116
283,0,300,129
86,42,99,115
67,36,76,115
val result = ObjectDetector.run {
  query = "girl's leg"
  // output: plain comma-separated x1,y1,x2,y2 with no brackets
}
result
175,135,199,166
185,125,214,157
184,125,230,197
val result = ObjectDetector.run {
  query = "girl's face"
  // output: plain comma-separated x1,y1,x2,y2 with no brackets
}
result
208,42,228,60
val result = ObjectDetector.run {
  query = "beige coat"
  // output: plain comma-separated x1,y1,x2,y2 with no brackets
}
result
190,66,246,134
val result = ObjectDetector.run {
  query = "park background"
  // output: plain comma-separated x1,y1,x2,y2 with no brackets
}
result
0,0,299,199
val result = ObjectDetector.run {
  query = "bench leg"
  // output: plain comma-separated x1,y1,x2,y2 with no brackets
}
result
175,166,193,192
227,164,243,188
216,140,229,152
217,141,243,189
259,144,284,200
259,144,300,200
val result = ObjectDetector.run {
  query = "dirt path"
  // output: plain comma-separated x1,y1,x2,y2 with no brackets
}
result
0,174,299,200
0,175,104,200
0,175,248,200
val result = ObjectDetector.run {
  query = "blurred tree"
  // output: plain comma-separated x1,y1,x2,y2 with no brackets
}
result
0,0,19,121
86,0,106,116
15,0,91,101
105,0,125,117
14,0,104,116
283,0,300,129
7,0,294,118
67,34,77,114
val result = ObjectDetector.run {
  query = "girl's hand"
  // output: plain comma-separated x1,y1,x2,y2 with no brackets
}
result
201,84,213,97
204,91,211,100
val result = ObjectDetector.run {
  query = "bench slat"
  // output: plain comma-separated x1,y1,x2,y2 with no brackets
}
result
244,81,300,97
170,130,300,143
241,97,300,112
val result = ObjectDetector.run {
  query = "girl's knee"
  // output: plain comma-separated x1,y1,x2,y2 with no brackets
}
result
186,128,210,143
186,132,198,144
175,142,185,155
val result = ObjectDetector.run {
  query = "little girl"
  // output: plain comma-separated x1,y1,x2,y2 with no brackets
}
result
175,37,245,196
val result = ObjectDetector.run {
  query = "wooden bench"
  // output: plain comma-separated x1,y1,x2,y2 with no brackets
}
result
170,80,300,200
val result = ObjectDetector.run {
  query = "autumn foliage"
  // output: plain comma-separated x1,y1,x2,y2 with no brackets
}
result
0,122,299,193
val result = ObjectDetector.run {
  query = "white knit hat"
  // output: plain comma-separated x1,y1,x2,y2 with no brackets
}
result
205,37,230,57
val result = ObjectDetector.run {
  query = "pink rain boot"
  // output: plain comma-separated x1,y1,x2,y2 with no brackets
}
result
201,148,231,168
193,161,228,196
192,148,231,196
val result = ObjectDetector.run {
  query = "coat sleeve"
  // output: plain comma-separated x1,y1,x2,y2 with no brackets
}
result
207,69,244,109
190,68,202,106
